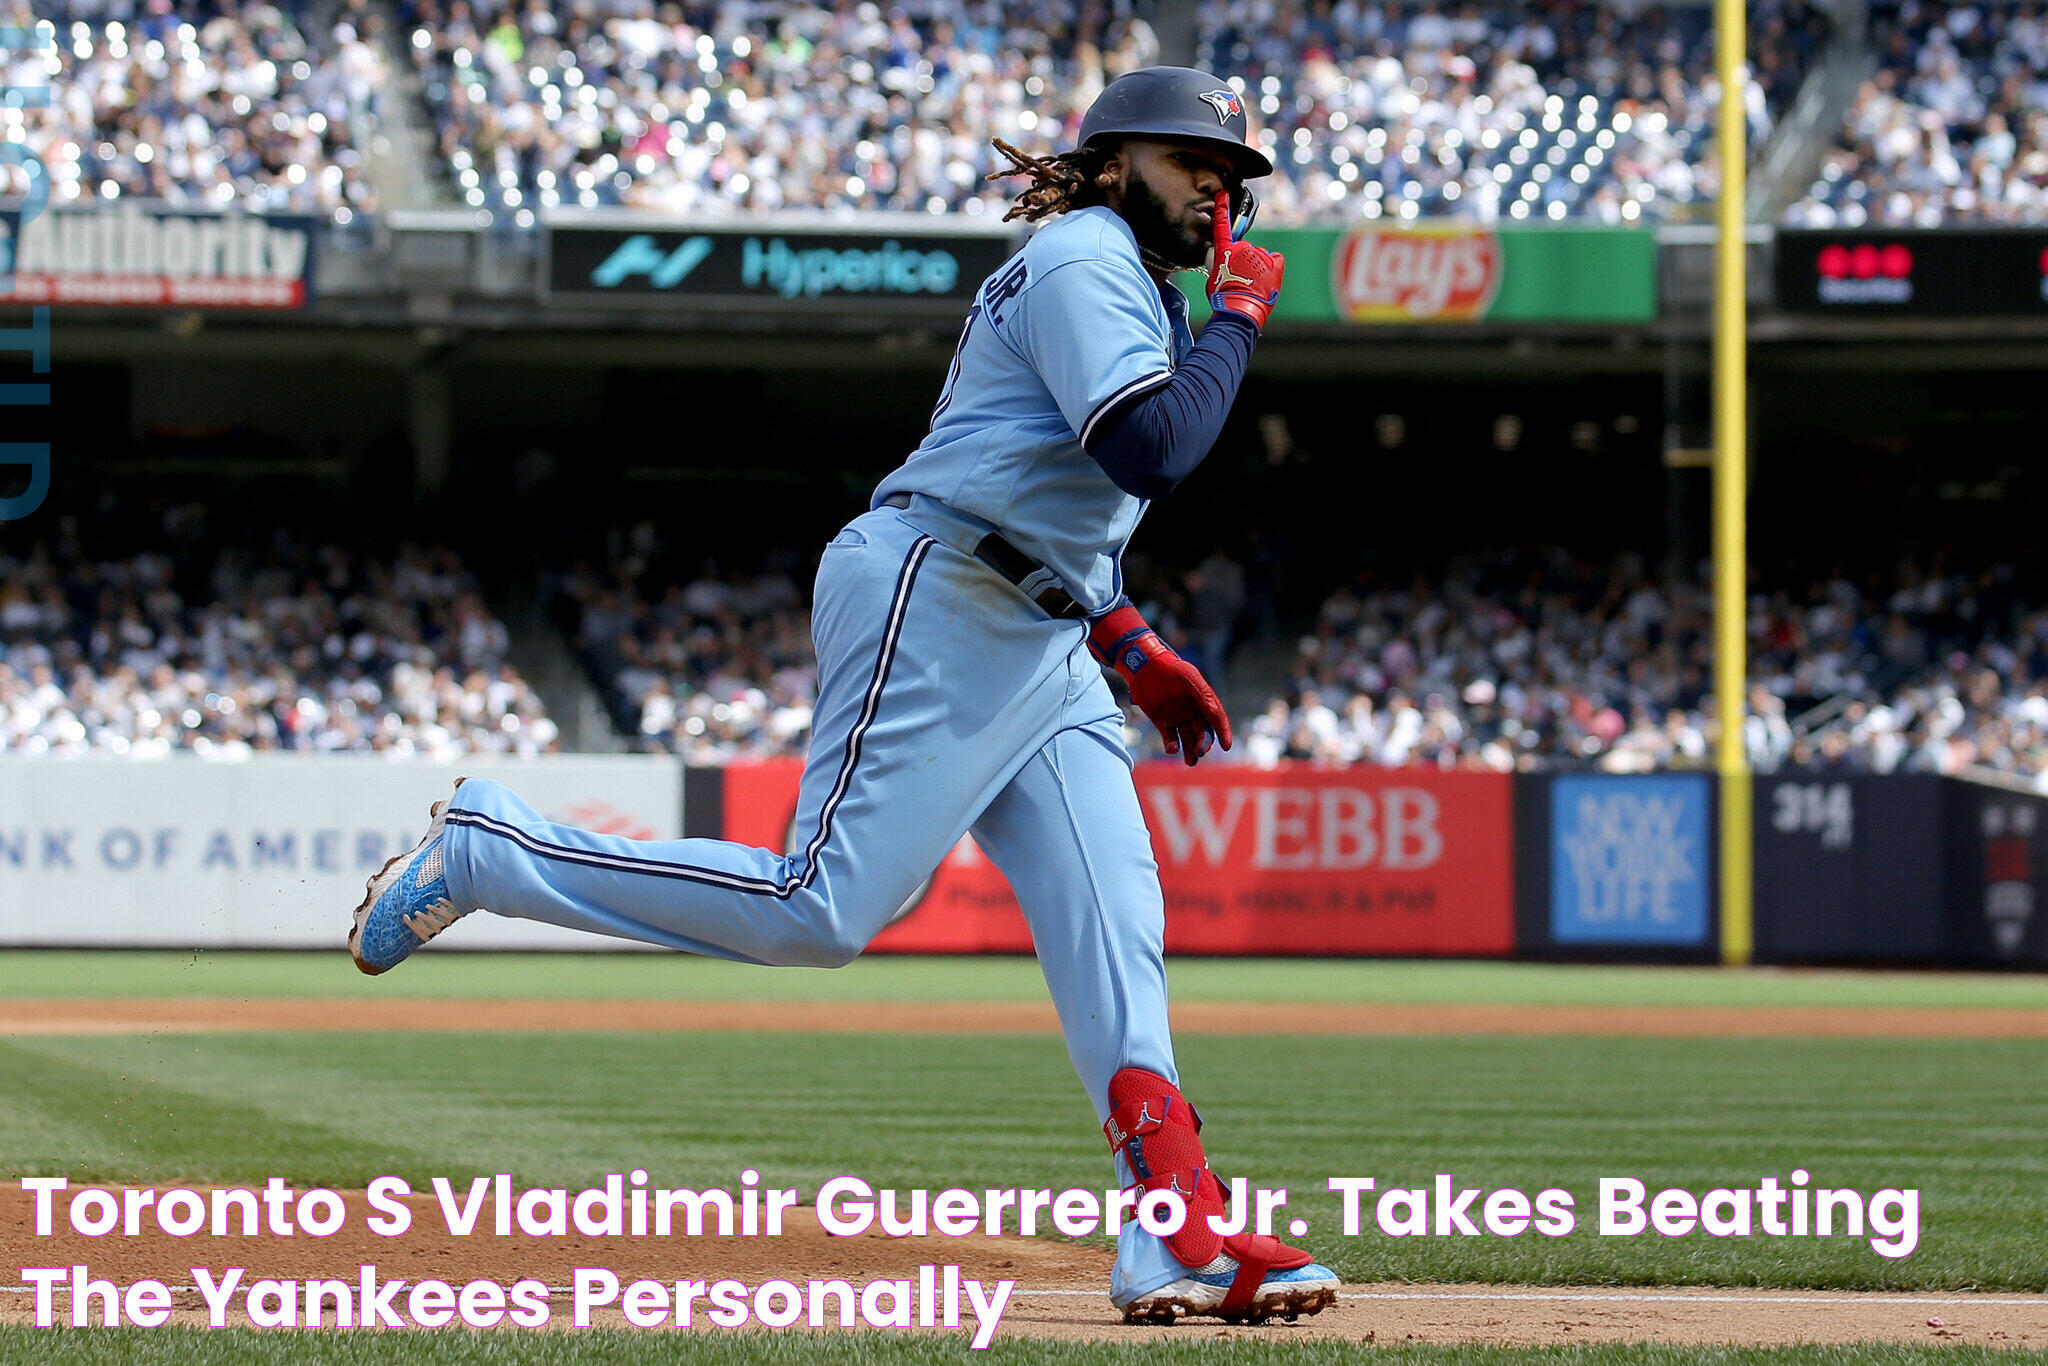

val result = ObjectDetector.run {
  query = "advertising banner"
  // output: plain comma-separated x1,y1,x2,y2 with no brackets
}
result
721,760,1514,956
0,757,680,948
1751,775,1944,962
1947,780,2048,967
1774,230,2048,316
1179,226,1656,324
1547,775,1712,947
545,222,1016,306
0,207,315,308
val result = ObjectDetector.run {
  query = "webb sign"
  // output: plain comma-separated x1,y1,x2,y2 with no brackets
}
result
721,760,1514,955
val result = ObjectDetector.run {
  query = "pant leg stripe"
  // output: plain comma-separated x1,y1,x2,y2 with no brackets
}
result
793,534,934,887
448,535,937,900
445,808,788,892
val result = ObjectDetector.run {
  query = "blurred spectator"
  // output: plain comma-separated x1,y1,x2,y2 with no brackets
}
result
1787,0,2048,226
0,505,553,756
1251,551,2048,788
1187,546,1247,679
0,0,385,213
548,525,816,763
553,533,2048,791
1199,0,1823,224
406,0,1157,215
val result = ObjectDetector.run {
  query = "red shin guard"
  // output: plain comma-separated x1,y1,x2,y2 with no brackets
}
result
1103,1068,1314,1314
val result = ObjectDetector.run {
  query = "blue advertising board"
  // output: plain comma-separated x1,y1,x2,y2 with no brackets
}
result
1549,775,1710,946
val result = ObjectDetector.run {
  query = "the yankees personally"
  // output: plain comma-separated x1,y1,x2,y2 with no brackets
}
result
349,67,1334,1325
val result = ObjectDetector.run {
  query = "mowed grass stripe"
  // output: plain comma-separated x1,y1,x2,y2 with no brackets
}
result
0,1032,1104,1196
4,952,2048,1010
0,1032,2043,1290
0,1038,425,1188
3,1331,2046,1365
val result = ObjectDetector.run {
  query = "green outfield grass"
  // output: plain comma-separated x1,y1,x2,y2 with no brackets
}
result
6,955,2045,1361
4,952,2048,1008
2,1028,2044,1291
0,1332,2037,1366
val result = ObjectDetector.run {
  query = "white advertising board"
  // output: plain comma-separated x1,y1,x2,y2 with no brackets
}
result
0,757,682,949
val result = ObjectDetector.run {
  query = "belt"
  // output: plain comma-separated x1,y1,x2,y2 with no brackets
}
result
881,492,1087,620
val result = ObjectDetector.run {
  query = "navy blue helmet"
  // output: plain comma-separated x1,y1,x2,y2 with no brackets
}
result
1078,66,1273,237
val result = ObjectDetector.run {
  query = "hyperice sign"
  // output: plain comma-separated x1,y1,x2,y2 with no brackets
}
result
549,227,1013,304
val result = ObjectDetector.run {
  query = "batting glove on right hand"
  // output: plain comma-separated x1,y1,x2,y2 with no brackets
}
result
1089,605,1233,766
1206,191,1285,331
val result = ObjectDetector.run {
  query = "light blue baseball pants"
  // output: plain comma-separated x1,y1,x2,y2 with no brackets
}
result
440,500,1190,1303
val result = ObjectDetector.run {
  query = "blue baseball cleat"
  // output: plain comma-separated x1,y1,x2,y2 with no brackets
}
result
348,781,471,975
1121,1256,1339,1325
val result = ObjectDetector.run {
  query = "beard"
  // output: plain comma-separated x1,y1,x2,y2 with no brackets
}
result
1120,170,1210,271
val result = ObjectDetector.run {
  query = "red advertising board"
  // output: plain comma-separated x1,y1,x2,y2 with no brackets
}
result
720,760,1513,956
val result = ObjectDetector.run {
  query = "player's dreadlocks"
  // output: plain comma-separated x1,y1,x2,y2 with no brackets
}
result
987,139,1115,222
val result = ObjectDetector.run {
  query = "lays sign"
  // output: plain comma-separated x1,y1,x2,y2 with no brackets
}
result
1332,226,1503,322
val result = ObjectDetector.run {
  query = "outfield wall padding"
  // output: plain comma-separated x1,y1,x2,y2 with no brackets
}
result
0,755,681,949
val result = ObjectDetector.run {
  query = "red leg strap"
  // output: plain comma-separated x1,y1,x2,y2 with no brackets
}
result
1217,1230,1315,1314
1104,1069,1223,1267
1106,1068,1318,1309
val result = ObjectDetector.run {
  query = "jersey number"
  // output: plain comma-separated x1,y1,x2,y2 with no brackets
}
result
929,258,1029,429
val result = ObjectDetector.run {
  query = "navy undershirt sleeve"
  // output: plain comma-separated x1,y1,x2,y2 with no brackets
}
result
1082,311,1258,501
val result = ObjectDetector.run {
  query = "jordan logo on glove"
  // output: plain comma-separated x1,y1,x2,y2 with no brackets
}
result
1204,192,1285,332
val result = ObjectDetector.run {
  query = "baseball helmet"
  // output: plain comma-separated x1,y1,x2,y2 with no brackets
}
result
1079,67,1274,181
1078,67,1273,238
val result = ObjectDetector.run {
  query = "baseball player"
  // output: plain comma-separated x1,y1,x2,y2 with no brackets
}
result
349,66,1335,1324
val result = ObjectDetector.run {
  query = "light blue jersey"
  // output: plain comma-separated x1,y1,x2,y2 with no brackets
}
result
873,206,1195,613
414,201,1288,1318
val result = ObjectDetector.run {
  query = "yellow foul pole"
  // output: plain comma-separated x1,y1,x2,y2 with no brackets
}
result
1714,0,1752,965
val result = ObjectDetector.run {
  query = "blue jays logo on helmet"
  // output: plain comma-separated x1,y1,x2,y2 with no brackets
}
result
1198,88,1244,126
1078,67,1275,179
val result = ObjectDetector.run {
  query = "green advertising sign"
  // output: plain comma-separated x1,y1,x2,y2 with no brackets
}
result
1182,225,1656,324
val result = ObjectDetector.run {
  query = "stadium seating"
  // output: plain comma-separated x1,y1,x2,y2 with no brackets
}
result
1197,0,1829,224
3,0,384,214
1786,0,2048,226
548,555,817,762
1255,553,2048,785
0,510,553,756
405,0,1158,215
543,537,2047,787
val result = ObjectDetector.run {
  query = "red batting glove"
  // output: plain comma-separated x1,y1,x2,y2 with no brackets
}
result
1088,605,1233,766
1206,191,1285,331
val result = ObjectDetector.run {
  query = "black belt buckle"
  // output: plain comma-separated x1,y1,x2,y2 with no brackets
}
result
973,533,1087,620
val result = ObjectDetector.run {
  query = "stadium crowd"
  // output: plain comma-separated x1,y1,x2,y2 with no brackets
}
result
1239,553,2048,786
5,488,2039,783
1196,0,1828,223
7,0,1932,228
1787,0,2048,226
0,507,555,757
547,537,2048,788
37,0,2048,229
398,0,1830,224
405,0,1159,215
1,0,386,214
548,542,816,763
